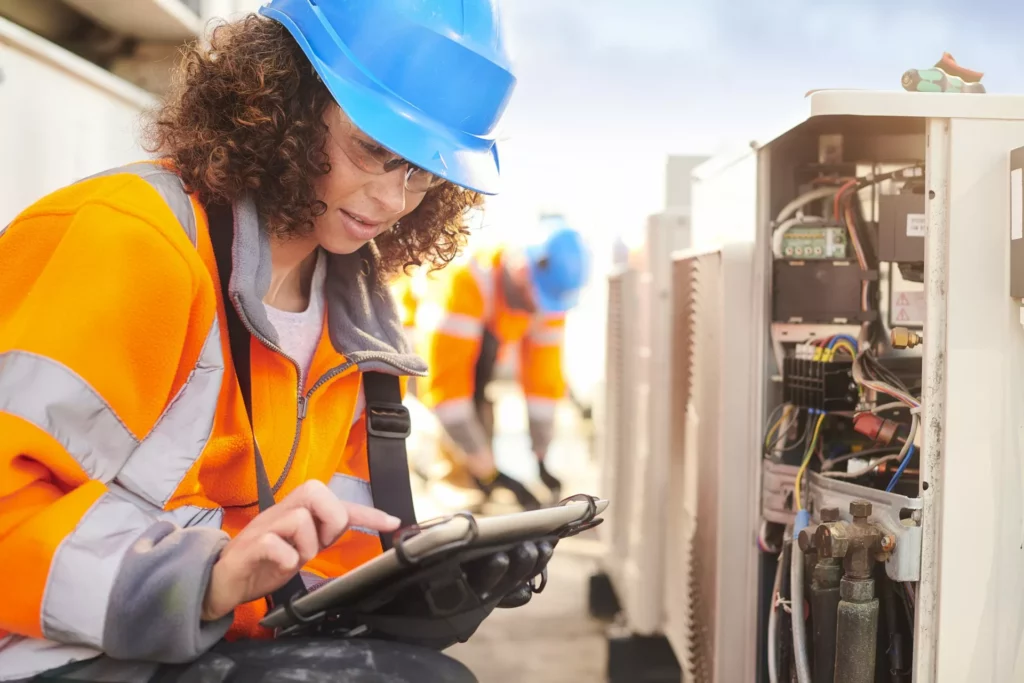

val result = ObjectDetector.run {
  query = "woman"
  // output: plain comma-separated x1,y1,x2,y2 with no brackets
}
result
0,1,532,680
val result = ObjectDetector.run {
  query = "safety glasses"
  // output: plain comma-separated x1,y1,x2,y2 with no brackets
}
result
335,112,447,193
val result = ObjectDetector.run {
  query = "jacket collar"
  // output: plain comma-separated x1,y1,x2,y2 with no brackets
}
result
228,195,426,377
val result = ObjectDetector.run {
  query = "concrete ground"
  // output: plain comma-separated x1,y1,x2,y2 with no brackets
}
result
408,382,608,682
447,551,607,683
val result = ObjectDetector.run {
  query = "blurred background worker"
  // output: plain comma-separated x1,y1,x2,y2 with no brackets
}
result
399,215,590,510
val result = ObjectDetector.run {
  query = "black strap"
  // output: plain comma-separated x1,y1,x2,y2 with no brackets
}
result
207,202,306,609
363,372,416,550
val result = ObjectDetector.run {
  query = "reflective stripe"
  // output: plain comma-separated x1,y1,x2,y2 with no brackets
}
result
0,351,138,481
79,163,198,246
0,636,101,682
41,494,153,647
328,473,374,508
433,397,476,423
328,473,379,537
437,313,483,339
528,326,565,347
106,483,224,531
116,319,225,507
526,397,558,422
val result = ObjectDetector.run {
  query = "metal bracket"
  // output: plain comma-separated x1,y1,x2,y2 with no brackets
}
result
761,460,798,525
804,471,922,582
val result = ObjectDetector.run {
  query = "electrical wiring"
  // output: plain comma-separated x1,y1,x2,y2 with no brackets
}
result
820,446,903,472
764,404,792,449
767,530,792,683
853,350,920,408
791,536,812,683
758,520,780,553
820,454,904,480
794,412,827,511
886,412,920,492
775,186,841,225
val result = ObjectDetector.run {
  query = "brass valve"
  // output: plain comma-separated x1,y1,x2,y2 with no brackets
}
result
891,327,923,349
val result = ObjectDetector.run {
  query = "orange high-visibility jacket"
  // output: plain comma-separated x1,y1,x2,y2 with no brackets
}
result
0,163,424,679
399,246,567,456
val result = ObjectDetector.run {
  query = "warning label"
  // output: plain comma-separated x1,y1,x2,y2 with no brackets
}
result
892,290,925,324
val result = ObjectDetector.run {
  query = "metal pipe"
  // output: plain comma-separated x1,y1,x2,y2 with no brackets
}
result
809,559,841,683
834,576,879,683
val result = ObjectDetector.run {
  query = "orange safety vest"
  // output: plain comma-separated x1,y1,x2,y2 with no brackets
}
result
0,163,423,678
401,246,567,428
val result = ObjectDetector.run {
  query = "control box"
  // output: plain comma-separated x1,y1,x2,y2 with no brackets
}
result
878,193,926,263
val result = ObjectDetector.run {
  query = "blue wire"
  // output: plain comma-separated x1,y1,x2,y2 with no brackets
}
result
827,334,859,350
885,444,915,493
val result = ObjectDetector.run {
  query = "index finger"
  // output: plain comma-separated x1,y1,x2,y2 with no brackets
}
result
341,501,403,534
282,480,400,547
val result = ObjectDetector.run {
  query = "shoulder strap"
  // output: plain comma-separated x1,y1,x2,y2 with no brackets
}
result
362,372,417,551
206,202,306,609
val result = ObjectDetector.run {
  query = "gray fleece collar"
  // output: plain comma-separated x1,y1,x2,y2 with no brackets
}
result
229,196,426,377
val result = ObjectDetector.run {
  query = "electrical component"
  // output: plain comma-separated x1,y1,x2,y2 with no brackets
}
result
878,192,926,263
773,261,877,324
779,224,848,259
783,357,858,412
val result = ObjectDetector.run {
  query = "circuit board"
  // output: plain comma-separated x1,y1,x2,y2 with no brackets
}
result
780,225,848,259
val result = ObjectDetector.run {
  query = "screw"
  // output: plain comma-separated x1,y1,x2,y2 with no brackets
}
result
821,507,841,523
880,535,897,553
850,500,872,519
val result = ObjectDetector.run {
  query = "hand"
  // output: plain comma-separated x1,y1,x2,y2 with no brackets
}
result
201,480,400,621
464,539,556,609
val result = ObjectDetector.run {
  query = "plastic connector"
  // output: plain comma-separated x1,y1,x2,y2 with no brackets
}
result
794,509,811,535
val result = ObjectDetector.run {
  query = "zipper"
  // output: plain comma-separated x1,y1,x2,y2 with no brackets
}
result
232,294,422,498
230,293,306,495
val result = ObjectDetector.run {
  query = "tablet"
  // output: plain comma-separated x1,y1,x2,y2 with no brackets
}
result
261,497,609,631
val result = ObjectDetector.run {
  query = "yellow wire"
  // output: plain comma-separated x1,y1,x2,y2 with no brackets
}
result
824,341,856,361
795,413,826,511
765,405,792,448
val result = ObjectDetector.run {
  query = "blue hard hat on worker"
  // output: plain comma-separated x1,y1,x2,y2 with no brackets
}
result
523,215,590,314
259,0,515,195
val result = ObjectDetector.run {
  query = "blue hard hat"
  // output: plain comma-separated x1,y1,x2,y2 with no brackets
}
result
524,216,590,314
259,0,516,195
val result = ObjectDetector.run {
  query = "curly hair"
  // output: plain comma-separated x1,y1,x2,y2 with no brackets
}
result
145,15,481,275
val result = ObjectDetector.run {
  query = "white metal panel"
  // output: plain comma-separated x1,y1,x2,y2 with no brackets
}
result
619,215,687,634
690,148,758,251
0,16,155,225
62,0,203,41
920,116,1024,683
598,268,638,591
807,90,1024,123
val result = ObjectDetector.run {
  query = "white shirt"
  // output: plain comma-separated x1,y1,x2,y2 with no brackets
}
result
264,250,327,386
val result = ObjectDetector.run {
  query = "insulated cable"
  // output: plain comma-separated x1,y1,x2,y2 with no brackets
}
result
790,530,812,683
767,528,792,683
885,411,920,492
794,412,826,511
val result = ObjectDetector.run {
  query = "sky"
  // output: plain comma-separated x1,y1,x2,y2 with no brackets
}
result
470,0,1024,395
480,0,1024,256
